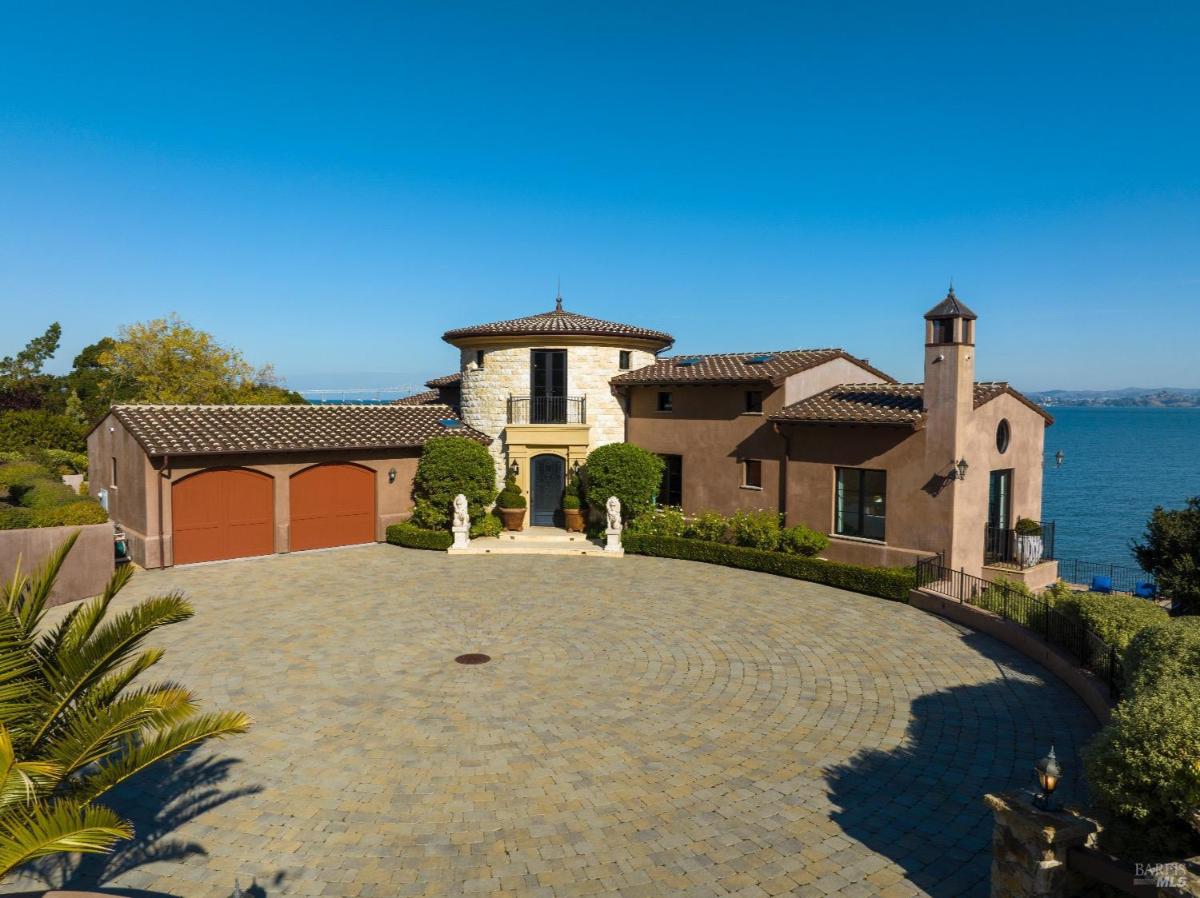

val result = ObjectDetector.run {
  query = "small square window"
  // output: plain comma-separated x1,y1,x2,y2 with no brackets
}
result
475,350,485,367
745,390,763,413
619,350,631,370
742,459,762,489
657,391,673,412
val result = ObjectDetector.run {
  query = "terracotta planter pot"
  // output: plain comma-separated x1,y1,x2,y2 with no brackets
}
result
497,506,526,531
563,507,585,532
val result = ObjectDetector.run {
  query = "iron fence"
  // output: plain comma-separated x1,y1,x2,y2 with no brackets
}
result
1057,558,1155,597
914,555,1124,699
507,395,587,425
983,520,1056,569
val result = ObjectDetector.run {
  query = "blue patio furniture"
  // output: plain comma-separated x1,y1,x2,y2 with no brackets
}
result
1090,575,1113,594
1134,580,1158,599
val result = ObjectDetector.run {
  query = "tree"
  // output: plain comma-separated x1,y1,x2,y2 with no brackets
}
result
0,411,87,454
583,443,665,521
99,315,303,406
0,324,61,412
409,436,497,529
1133,498,1200,613
0,534,249,880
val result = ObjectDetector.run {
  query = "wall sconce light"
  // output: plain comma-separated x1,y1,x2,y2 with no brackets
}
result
509,460,519,478
1033,744,1061,810
1055,450,1065,468
571,460,581,477
387,467,397,484
951,458,969,481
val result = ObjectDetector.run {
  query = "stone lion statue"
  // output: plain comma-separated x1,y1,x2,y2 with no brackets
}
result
606,495,622,532
452,493,469,529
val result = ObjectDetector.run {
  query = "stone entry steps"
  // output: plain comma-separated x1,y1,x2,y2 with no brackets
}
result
448,526,622,557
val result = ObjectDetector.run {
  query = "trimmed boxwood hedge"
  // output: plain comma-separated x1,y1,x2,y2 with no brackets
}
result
622,534,916,601
386,522,453,551
0,501,109,530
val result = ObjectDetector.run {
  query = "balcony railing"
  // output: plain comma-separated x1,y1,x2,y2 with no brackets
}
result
983,520,1056,569
507,395,587,425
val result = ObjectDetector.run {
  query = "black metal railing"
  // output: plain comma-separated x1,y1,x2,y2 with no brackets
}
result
507,395,586,425
914,555,1124,699
983,520,1056,569
1057,559,1156,597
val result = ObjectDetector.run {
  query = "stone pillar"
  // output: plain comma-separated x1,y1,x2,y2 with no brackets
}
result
984,791,1096,898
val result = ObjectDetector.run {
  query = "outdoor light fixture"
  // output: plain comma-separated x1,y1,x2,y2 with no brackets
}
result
953,458,969,481
1034,744,1062,811
509,460,519,478
571,460,581,476
387,467,397,484
1055,450,1065,468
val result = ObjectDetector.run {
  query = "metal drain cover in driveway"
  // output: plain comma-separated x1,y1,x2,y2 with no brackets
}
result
454,653,491,665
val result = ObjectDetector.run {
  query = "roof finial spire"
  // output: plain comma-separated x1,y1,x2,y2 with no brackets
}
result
555,278,563,313
948,278,955,297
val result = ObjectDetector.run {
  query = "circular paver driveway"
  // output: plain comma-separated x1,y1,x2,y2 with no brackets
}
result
8,545,1096,898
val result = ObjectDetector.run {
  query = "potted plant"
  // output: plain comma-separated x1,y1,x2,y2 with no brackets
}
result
1014,517,1044,567
495,476,527,531
562,473,585,532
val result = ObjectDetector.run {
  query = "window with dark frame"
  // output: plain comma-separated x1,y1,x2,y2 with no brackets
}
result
110,457,117,488
742,459,762,489
619,350,631,370
835,467,886,540
745,390,763,413
658,454,682,507
476,349,485,367
657,391,673,412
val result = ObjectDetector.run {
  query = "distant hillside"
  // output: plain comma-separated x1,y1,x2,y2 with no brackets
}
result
1028,388,1200,408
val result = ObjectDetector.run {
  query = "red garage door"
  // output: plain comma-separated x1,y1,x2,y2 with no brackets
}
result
289,463,375,552
172,469,274,565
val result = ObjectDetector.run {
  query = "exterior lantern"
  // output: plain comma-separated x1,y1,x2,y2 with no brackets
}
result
571,460,581,477
387,467,397,484
1055,450,1065,468
1034,744,1062,810
955,458,969,481
509,460,519,478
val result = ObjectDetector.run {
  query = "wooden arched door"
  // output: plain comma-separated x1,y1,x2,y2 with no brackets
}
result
172,468,274,565
289,463,376,551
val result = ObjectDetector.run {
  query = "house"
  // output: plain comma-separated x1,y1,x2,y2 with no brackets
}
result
86,404,489,568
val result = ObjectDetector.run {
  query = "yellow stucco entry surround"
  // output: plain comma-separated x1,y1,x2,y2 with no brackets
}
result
504,423,590,530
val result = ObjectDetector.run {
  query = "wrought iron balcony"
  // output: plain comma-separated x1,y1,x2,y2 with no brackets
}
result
984,520,1056,569
507,395,587,425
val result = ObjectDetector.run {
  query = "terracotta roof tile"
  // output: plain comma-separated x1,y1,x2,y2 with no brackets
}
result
392,390,441,406
610,349,894,387
107,404,490,457
443,307,673,347
771,381,1051,427
424,372,461,388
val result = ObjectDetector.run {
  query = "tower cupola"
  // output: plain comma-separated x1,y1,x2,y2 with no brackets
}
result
924,285,978,346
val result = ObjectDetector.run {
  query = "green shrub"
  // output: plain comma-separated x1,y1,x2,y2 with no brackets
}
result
563,472,583,509
386,522,453,551
470,513,502,539
0,461,52,490
1124,618,1200,699
13,478,79,509
780,523,828,557
1084,677,1200,860
0,410,87,453
622,534,915,601
0,508,33,530
1133,497,1200,614
729,509,781,551
1014,517,1043,536
0,502,107,529
496,476,526,509
25,448,89,475
1053,590,1169,654
625,506,686,538
562,494,581,510
410,435,497,529
685,511,728,543
583,443,664,520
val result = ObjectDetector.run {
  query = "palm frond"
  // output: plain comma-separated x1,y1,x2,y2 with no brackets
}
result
0,799,131,880
31,594,194,752
73,711,252,804
83,649,166,709
0,725,59,810
0,607,43,741
37,563,134,668
9,533,79,637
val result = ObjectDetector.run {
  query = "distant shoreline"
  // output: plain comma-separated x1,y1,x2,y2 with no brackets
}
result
1029,389,1200,409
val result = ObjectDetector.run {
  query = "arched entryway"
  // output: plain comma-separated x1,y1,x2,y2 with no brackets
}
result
529,454,565,527
290,462,376,551
172,468,275,565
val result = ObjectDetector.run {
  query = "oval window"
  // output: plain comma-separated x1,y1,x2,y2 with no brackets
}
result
996,419,1011,454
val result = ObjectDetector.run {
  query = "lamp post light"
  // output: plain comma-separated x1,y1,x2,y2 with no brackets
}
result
1034,744,1062,811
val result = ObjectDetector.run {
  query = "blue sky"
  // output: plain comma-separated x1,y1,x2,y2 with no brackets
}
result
2,2,1197,392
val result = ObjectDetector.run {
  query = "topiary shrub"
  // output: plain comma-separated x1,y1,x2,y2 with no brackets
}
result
729,509,781,551
625,506,686,538
496,476,526,509
562,494,581,510
1053,590,1169,654
1124,618,1200,699
583,443,663,521
410,436,497,529
562,472,583,509
386,522,453,551
470,513,502,539
779,523,829,557
1014,517,1043,536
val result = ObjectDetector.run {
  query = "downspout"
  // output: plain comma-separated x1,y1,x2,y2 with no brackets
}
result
158,454,168,569
773,422,790,522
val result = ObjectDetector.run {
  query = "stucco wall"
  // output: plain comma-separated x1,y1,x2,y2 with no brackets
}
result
88,412,156,539
782,356,887,404
458,343,658,483
0,522,114,607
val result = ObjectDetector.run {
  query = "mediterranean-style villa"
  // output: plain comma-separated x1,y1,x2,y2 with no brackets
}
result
88,287,1056,588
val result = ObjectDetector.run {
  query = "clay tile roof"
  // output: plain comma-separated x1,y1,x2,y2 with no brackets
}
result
392,390,441,406
924,286,978,320
442,304,673,348
770,381,1052,427
610,349,895,387
424,372,461,389
107,404,490,458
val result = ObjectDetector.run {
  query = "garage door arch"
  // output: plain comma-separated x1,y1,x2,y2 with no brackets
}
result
172,467,275,565
289,462,376,552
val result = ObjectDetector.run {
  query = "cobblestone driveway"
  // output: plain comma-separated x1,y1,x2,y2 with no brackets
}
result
7,545,1097,898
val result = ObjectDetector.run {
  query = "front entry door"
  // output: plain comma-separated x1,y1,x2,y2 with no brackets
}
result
531,454,565,526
